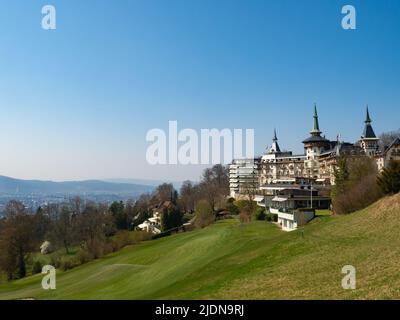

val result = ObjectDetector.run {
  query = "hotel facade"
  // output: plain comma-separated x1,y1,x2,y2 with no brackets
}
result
229,106,400,199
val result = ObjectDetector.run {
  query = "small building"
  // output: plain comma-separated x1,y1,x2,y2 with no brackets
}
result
258,177,328,231
275,209,315,232
137,200,175,234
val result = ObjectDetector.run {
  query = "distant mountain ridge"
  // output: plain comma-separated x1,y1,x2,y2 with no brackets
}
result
102,178,183,189
0,175,155,196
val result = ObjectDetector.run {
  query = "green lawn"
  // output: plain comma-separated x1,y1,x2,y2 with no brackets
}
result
315,209,333,216
0,194,400,300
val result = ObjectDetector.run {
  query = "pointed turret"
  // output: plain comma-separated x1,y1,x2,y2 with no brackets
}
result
360,106,379,157
302,104,329,144
362,106,377,139
310,104,321,136
365,106,372,124
302,105,331,173
270,129,281,153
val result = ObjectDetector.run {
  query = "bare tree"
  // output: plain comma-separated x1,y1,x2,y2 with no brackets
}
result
379,129,400,149
199,164,229,210
179,180,198,213
0,201,37,280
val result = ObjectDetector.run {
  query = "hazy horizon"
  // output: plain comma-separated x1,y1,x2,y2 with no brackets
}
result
1,0,399,181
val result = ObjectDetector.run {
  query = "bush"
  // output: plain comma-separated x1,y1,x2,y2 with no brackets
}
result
235,200,257,223
332,157,382,214
76,249,91,265
334,173,381,214
224,202,239,215
266,213,277,222
130,230,153,242
49,253,63,269
194,200,215,228
60,256,80,271
378,160,400,195
32,260,43,275
254,207,266,221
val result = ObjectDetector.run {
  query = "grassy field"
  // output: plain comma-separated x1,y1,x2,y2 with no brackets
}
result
0,194,399,300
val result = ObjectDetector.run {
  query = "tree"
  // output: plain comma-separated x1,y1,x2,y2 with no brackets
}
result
379,130,400,149
110,201,128,230
240,178,259,202
124,199,136,230
0,201,37,280
131,194,151,228
179,180,198,213
194,200,215,228
154,183,176,203
49,204,74,254
198,164,229,210
254,207,267,220
378,160,400,194
76,202,115,243
33,206,50,242
332,156,381,214
235,200,256,223
332,157,349,200
225,198,240,215
160,204,183,231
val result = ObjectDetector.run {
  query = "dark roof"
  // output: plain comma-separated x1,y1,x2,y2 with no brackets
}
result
302,135,330,144
362,106,377,139
362,123,377,139
320,142,364,157
385,137,400,152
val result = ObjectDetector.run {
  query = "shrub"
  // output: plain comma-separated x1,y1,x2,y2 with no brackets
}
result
225,202,239,215
332,156,382,214
49,253,63,269
130,230,152,242
88,240,103,259
194,200,215,228
254,207,267,221
113,230,132,248
334,173,381,214
266,213,278,222
76,249,91,265
236,200,257,223
378,160,400,195
32,260,43,275
60,256,80,271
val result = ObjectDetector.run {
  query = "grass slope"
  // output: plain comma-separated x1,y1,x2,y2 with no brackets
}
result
1,194,400,300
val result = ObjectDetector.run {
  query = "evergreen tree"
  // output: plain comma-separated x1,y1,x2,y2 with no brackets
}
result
160,206,183,231
332,157,350,200
377,160,400,194
110,201,128,230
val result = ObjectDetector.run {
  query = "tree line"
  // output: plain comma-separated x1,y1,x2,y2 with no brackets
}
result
0,164,230,281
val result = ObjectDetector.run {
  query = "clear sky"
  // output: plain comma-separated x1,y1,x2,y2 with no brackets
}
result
0,0,399,182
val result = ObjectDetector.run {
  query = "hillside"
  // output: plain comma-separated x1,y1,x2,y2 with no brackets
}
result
0,194,399,300
0,176,154,195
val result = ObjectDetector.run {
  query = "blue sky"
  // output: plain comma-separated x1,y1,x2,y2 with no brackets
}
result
0,0,399,181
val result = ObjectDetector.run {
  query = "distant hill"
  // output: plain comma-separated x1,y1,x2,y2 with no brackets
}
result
1,193,399,299
102,178,184,190
0,176,155,196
